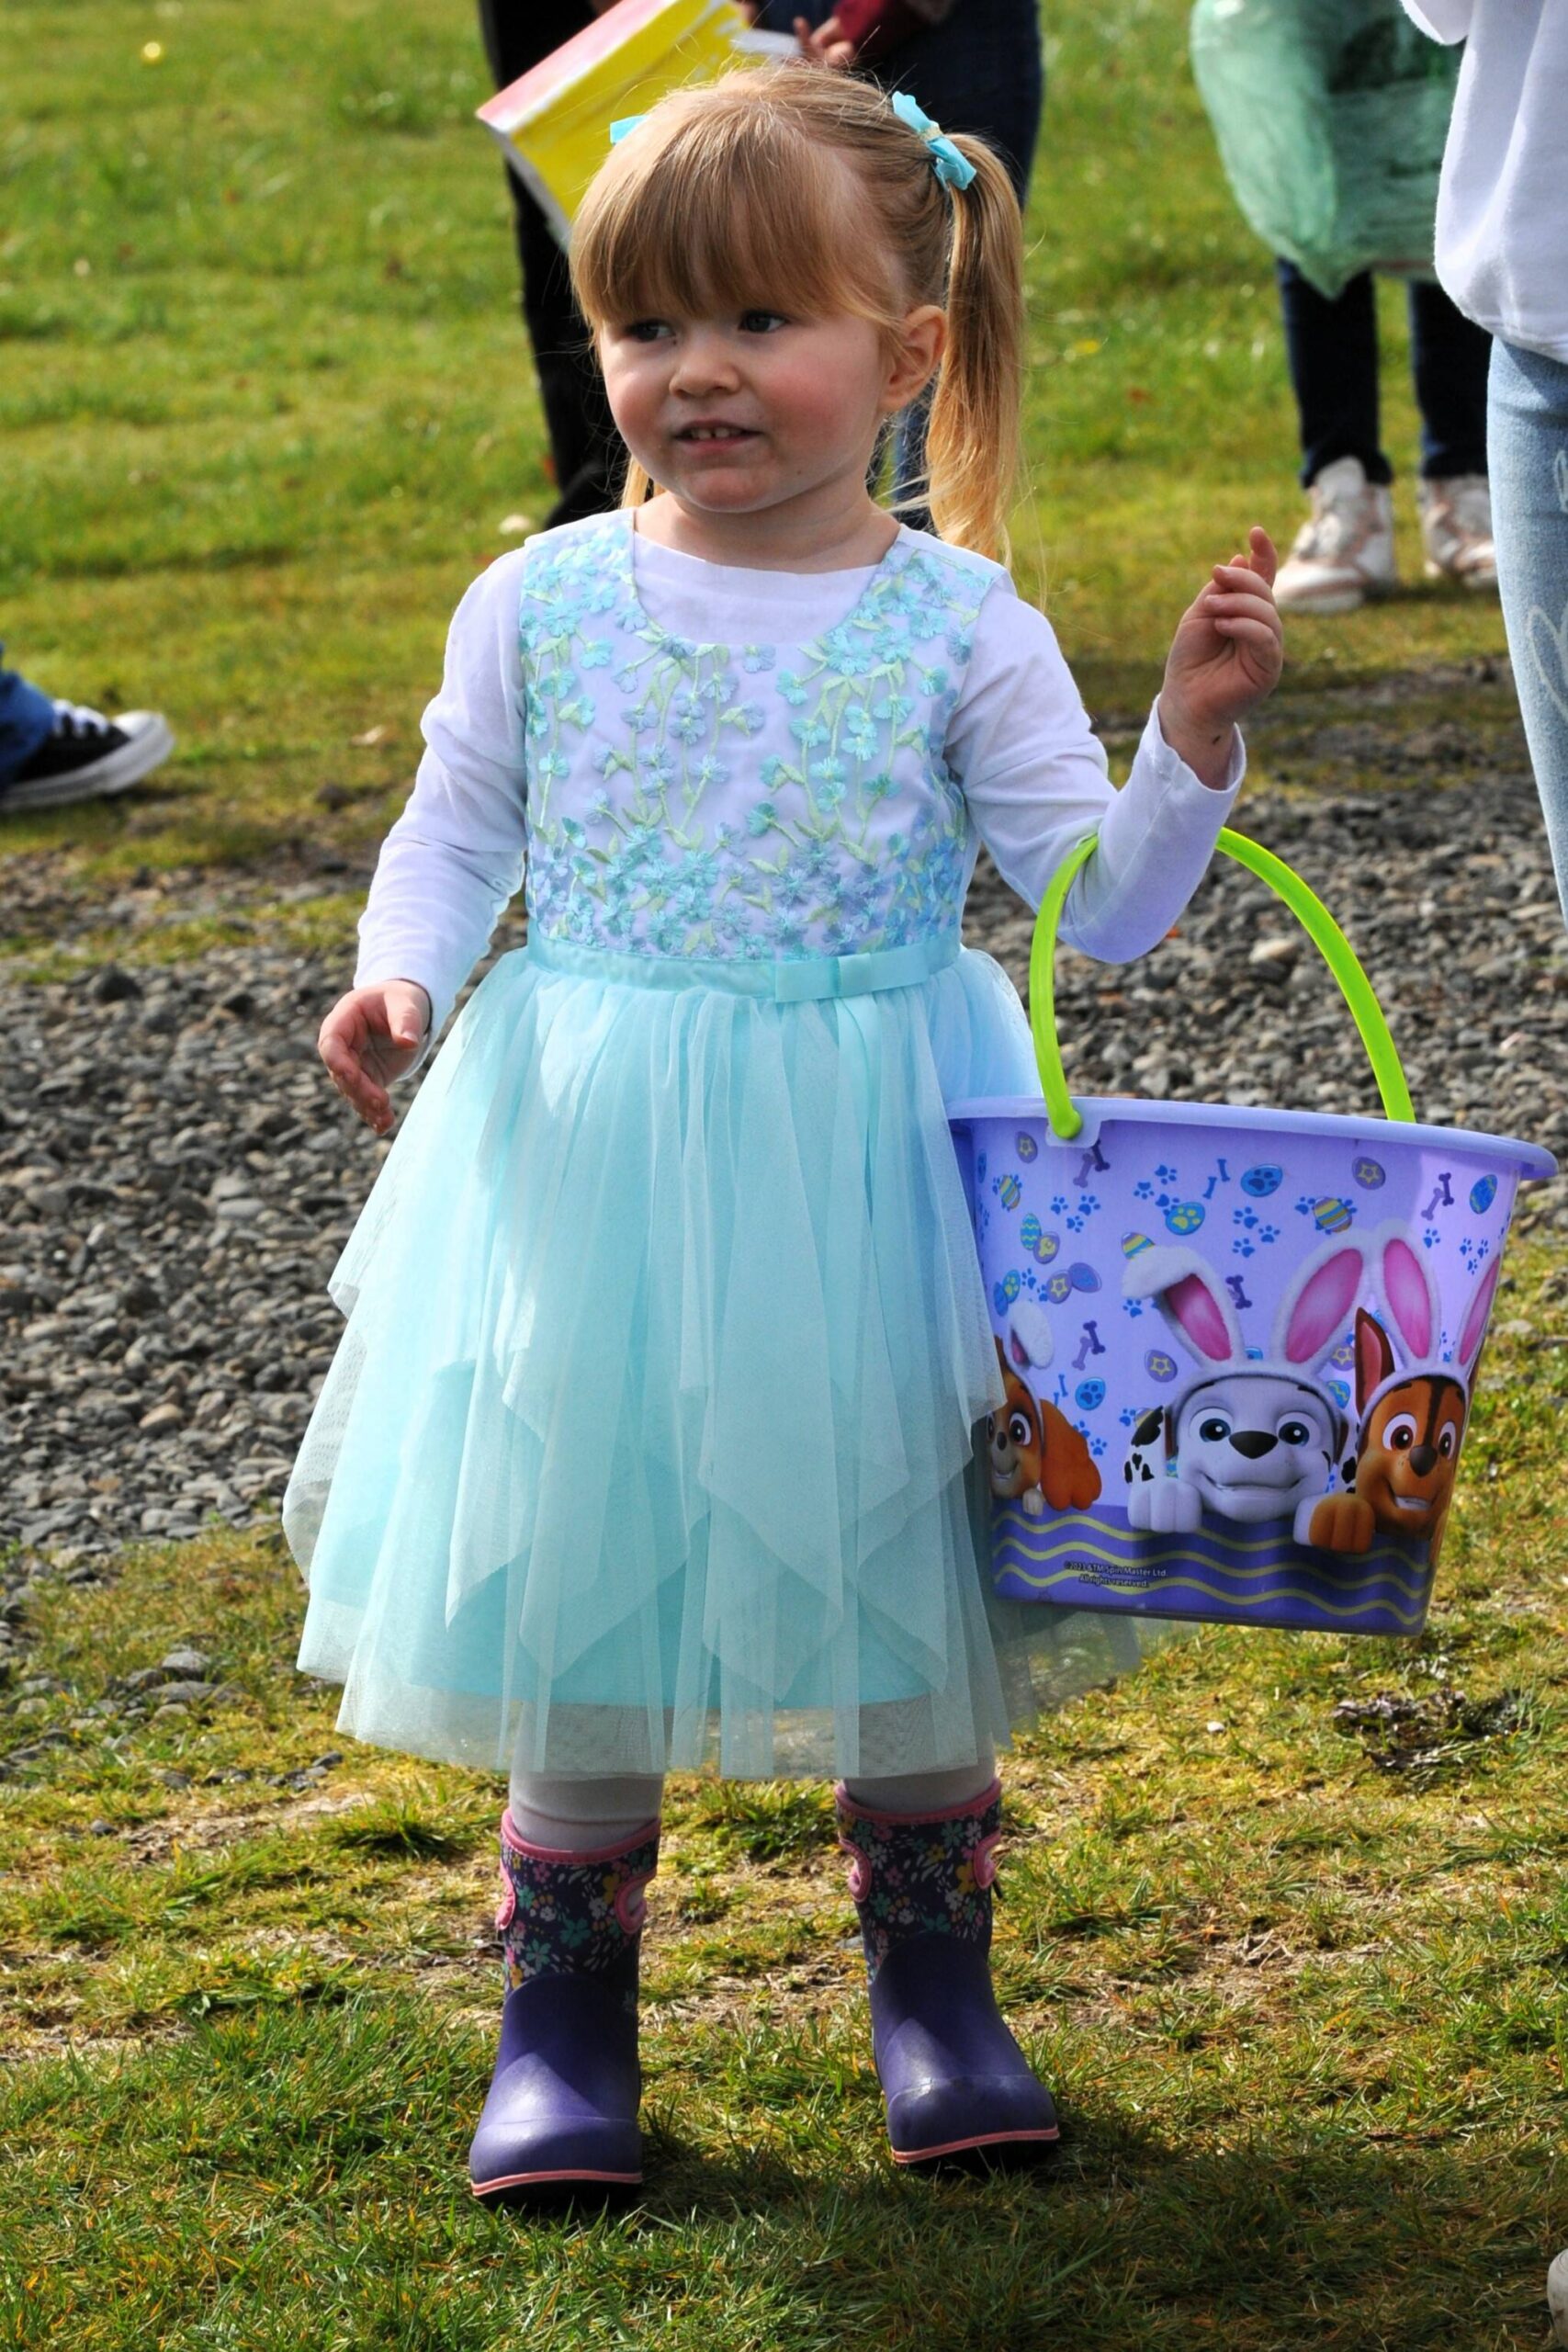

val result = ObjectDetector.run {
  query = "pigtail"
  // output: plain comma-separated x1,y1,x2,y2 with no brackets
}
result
923,139,1024,562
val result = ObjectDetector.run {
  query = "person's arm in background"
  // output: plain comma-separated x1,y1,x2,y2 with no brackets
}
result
794,0,953,70
1399,1,1474,40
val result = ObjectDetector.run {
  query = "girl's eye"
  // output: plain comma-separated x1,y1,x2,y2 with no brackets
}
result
625,320,671,343
739,310,787,334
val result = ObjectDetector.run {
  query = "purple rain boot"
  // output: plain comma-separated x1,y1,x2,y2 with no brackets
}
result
835,1779,1059,2168
467,1809,659,2205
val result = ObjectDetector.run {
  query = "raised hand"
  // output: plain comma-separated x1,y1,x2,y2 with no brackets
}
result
317,979,431,1136
1157,525,1284,788
793,12,858,66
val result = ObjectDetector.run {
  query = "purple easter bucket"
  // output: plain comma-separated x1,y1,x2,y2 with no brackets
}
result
950,831,1555,1636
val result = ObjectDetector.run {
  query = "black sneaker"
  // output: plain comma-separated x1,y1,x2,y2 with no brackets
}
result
0,701,174,813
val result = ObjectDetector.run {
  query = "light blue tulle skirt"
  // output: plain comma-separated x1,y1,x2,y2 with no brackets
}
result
283,932,1158,1781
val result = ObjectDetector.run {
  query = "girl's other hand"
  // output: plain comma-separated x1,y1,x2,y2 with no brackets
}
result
317,980,431,1136
1157,526,1283,789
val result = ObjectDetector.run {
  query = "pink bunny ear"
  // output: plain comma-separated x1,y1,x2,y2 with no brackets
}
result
1279,1246,1364,1365
1164,1272,1235,1362
1456,1258,1502,1370
1006,1325,1030,1371
1380,1234,1436,1358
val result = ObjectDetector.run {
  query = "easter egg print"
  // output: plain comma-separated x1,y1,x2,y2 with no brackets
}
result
1469,1173,1497,1216
1352,1156,1385,1192
1067,1261,1101,1295
1016,1131,1039,1162
1239,1164,1283,1199
1121,1229,1154,1261
992,1272,1021,1312
1164,1201,1206,1236
1075,1379,1107,1411
1326,1378,1351,1411
1046,1272,1073,1305
1021,1215,1060,1263
1145,1350,1179,1384
995,1172,1021,1210
1314,1197,1354,1234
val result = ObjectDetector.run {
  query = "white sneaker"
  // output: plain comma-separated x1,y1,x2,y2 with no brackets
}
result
1274,456,1397,616
1418,473,1497,591
0,703,173,814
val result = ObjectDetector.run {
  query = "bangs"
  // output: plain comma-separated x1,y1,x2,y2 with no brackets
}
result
571,84,903,332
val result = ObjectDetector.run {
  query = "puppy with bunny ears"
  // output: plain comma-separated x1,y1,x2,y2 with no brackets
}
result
987,1297,1101,1516
1121,1238,1364,1540
1307,1227,1500,1566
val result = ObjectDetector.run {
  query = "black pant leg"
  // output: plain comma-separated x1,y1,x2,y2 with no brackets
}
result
1407,278,1492,481
1275,259,1389,489
477,0,624,525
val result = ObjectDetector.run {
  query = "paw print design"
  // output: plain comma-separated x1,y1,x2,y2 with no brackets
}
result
1459,1235,1492,1274
1133,1180,1155,1202
1153,1162,1179,1184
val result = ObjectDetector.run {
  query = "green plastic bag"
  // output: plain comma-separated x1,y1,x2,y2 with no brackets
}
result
1190,0,1461,300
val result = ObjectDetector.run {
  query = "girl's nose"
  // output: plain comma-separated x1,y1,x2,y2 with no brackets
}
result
670,329,741,395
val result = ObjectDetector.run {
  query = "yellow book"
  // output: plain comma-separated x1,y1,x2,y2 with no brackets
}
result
477,0,786,247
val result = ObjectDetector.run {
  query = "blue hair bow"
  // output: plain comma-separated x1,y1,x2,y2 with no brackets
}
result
890,90,976,192
609,115,643,145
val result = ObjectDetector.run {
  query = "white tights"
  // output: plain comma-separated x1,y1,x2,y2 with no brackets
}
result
506,1758,998,1853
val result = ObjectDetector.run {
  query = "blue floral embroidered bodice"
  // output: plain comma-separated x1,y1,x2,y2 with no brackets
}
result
518,514,998,962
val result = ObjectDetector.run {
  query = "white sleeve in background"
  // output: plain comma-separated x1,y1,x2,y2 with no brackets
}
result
1399,0,1472,40
354,551,530,1053
950,581,1244,962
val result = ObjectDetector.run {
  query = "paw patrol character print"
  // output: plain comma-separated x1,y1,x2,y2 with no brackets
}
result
986,1298,1101,1518
1307,1226,1499,1567
1119,1238,1364,1539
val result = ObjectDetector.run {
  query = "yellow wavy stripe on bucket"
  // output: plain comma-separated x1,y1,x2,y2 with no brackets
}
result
998,1563,1429,1629
996,1520,1432,1604
1005,1508,1419,1566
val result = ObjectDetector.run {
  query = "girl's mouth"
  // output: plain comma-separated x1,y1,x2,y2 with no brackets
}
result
676,425,756,443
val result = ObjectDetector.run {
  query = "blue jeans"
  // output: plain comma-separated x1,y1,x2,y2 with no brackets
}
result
1276,261,1492,490
0,647,54,786
1489,338,1568,927
758,0,1044,524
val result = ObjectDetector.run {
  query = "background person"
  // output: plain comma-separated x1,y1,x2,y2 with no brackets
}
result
1400,0,1568,926
0,645,172,814
1271,258,1496,615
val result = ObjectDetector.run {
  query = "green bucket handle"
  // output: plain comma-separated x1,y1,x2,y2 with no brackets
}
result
1027,829,1416,1142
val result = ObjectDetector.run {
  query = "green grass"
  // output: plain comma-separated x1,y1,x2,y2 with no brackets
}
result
3,1242,1566,2347
2,0,1562,2342
0,0,1515,945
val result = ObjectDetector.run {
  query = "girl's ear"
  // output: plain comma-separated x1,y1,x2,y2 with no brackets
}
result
881,303,946,415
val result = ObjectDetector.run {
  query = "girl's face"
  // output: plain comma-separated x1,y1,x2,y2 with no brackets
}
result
599,301,936,535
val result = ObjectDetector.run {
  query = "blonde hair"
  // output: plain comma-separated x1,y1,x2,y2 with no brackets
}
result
570,69,1024,560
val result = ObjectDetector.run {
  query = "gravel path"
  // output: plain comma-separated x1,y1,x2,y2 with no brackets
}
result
3,778,1563,1590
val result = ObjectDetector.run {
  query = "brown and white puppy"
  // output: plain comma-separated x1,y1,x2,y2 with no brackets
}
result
1305,1230,1499,1565
986,1320,1100,1517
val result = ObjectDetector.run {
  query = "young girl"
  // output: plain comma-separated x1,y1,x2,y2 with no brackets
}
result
285,68,1282,2201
